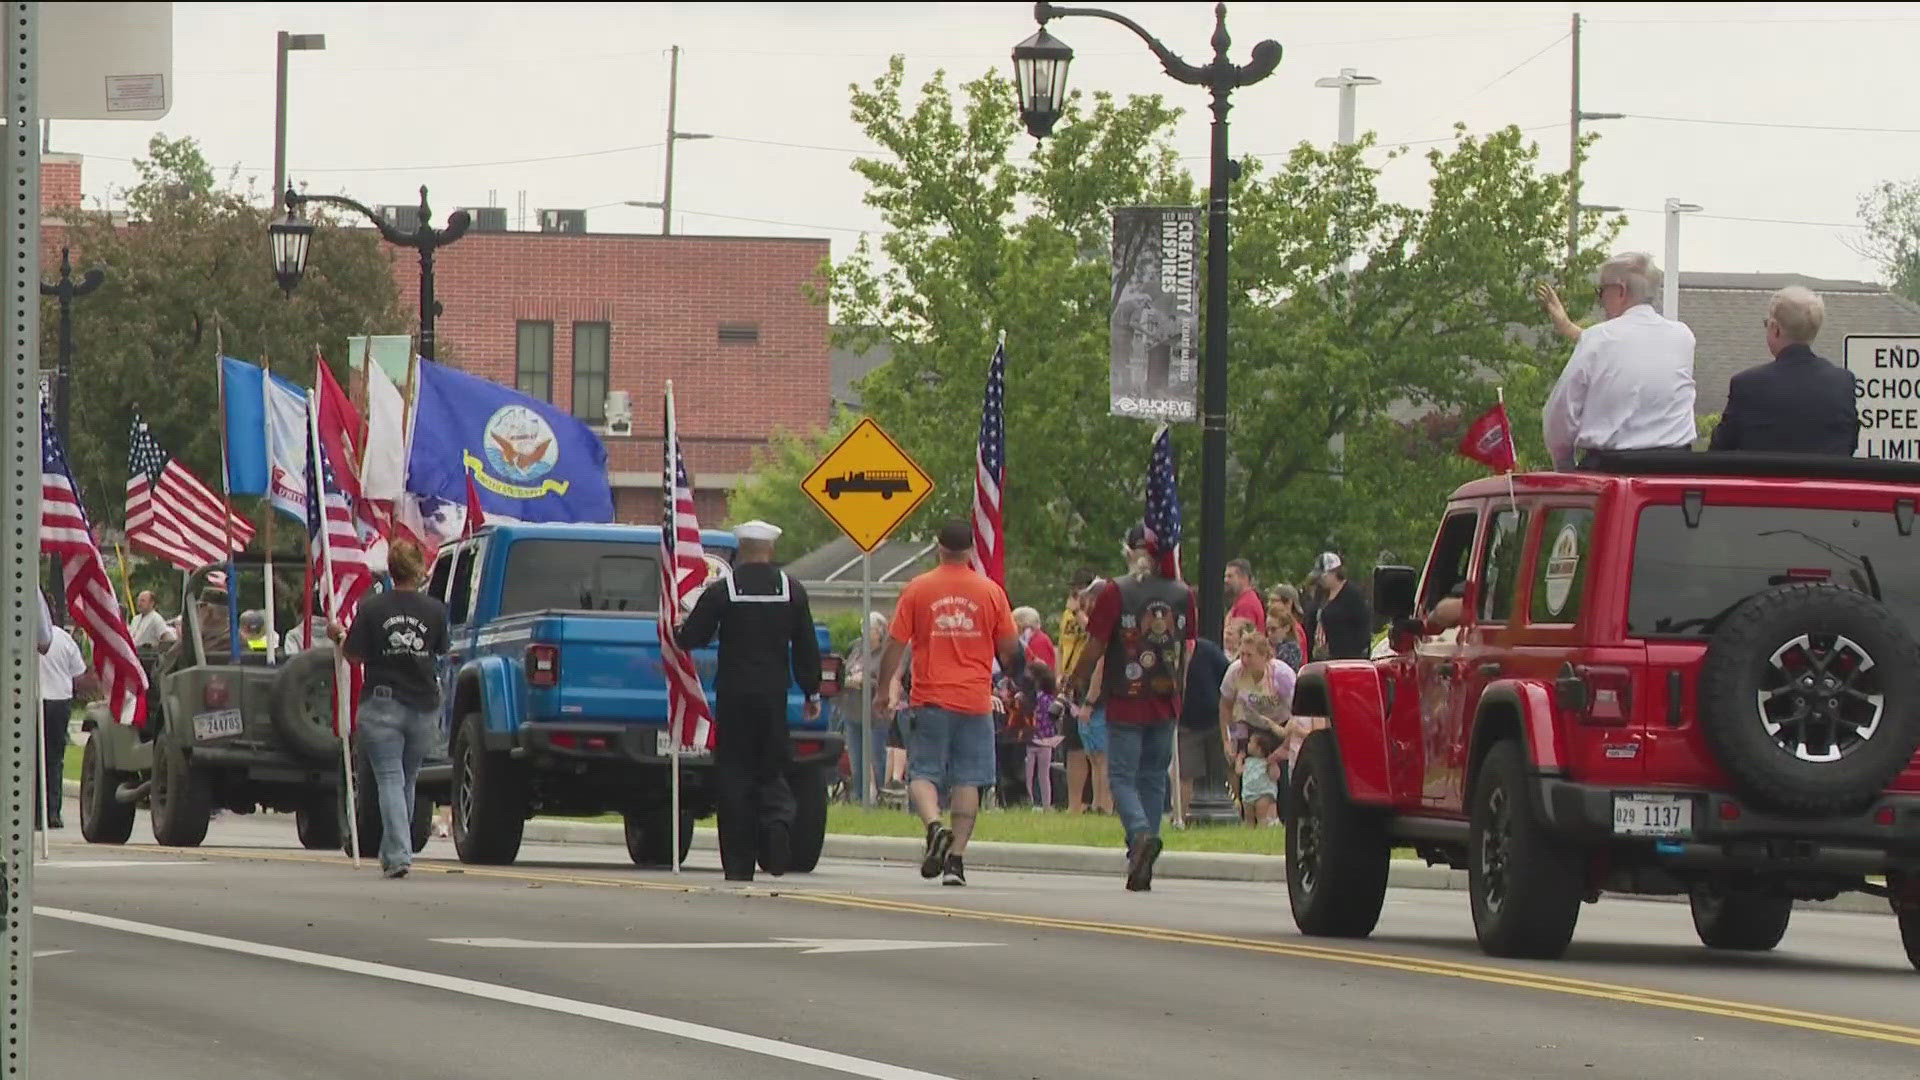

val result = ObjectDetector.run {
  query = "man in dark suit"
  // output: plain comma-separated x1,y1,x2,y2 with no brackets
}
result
1709,286,1859,454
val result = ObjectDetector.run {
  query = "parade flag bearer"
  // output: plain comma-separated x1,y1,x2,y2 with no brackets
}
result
677,520,824,882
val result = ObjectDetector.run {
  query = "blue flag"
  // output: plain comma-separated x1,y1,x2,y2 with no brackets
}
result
221,355,307,499
406,359,613,523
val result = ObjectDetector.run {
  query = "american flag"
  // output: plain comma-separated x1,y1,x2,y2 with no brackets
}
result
125,414,255,572
42,401,148,726
659,387,715,751
1145,424,1183,580
305,428,374,625
970,339,1007,587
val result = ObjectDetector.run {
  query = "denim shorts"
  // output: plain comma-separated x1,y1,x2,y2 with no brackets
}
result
1080,706,1109,755
905,705,996,790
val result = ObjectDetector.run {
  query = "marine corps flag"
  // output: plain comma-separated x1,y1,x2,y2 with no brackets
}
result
1457,399,1518,474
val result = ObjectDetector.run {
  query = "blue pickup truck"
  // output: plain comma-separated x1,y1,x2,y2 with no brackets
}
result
416,522,844,870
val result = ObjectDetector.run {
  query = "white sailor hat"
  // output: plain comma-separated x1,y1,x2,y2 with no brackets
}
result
735,520,783,542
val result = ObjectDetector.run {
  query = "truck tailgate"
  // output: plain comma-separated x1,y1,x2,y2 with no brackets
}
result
537,613,680,724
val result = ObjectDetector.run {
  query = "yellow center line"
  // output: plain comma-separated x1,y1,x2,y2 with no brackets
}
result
103,843,1920,1048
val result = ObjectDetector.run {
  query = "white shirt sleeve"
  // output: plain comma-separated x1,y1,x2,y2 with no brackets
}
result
60,635,88,682
37,590,53,650
1543,334,1598,471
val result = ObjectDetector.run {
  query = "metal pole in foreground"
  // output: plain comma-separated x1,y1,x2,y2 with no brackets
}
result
2,4,44,1066
861,550,874,807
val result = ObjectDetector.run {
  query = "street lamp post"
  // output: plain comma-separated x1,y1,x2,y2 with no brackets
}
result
1013,1,1281,641
272,31,327,206
1663,198,1703,320
271,184,472,361
39,246,104,623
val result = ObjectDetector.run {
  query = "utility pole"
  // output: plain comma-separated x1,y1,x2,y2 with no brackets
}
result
1313,66,1380,479
1566,13,1622,271
273,31,326,209
634,46,712,236
1663,198,1703,318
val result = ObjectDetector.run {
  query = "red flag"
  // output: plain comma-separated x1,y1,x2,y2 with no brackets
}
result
463,473,486,538
1457,403,1517,474
314,353,365,501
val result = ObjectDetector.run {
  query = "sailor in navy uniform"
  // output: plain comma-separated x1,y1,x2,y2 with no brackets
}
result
677,520,823,881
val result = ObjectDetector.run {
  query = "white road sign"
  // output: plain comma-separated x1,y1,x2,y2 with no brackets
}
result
1843,335,1920,461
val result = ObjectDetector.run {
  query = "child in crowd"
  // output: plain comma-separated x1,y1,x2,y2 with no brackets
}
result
1240,729,1282,826
1024,662,1064,810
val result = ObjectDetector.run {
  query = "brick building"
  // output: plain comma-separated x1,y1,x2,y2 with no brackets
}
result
37,155,835,525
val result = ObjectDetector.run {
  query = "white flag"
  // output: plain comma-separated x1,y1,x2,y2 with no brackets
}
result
363,355,413,502
265,376,310,522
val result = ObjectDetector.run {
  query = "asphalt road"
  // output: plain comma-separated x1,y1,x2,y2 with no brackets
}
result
27,802,1920,1079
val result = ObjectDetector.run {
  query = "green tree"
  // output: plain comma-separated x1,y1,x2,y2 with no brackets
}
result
821,63,1615,602
49,133,406,533
1858,179,1920,303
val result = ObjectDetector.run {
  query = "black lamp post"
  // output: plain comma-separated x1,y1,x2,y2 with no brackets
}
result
39,247,106,624
270,184,472,361
1014,1,1279,643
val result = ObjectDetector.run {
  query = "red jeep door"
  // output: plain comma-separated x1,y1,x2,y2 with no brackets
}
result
1413,506,1483,809
1444,502,1530,811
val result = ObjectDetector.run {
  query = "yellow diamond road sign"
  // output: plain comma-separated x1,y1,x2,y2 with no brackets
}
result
801,418,935,552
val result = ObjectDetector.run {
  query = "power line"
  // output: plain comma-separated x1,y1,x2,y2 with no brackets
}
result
1612,205,1863,230
675,208,879,235
1624,113,1920,135
1387,32,1569,145
66,142,665,176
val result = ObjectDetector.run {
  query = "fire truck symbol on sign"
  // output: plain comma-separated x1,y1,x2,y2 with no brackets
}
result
825,470,911,499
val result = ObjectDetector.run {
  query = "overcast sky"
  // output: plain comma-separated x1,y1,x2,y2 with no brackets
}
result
47,1,1920,285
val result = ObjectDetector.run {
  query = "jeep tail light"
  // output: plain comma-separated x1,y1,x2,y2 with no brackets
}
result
1876,806,1896,827
794,739,824,758
204,677,230,710
1559,665,1633,727
526,644,560,688
1718,800,1742,822
550,732,577,750
818,655,844,698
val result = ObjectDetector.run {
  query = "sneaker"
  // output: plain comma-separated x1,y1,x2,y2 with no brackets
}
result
1125,836,1163,892
762,822,792,878
920,822,954,879
942,854,967,887
383,864,410,880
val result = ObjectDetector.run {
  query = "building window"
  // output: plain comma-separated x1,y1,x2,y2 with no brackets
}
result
717,322,760,344
515,321,553,402
572,321,610,423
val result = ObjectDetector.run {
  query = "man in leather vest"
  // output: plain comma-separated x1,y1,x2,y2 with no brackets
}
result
1070,523,1197,891
678,520,823,882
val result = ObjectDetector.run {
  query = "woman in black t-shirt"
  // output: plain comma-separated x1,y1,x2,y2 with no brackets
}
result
329,540,450,879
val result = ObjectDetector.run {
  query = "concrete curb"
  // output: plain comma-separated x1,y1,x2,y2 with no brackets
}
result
519,817,1893,916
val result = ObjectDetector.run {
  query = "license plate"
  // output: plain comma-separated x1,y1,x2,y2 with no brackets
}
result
1612,793,1693,837
655,730,710,759
192,708,244,742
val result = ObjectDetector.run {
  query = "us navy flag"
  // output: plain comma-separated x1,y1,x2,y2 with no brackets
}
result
406,359,614,523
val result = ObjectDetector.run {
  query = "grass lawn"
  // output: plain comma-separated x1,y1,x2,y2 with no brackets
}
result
63,742,79,782
823,803,1287,856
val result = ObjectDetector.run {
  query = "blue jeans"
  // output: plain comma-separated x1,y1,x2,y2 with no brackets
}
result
1107,720,1175,846
842,712,891,802
358,695,439,872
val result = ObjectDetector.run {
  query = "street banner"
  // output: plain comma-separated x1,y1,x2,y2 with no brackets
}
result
1109,205,1200,423
407,359,613,523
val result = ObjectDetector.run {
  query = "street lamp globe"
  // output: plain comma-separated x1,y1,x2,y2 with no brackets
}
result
268,207,315,295
1011,25,1074,140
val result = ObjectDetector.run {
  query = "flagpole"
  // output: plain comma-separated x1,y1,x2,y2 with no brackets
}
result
113,541,135,615
666,379,682,877
1498,387,1519,512
35,700,48,863
309,387,363,869
213,330,240,661
261,356,278,664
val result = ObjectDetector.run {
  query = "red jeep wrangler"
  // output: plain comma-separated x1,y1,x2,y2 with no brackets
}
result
1285,450,1920,966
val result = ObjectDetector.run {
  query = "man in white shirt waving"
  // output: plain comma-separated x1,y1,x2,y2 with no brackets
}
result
1542,251,1699,471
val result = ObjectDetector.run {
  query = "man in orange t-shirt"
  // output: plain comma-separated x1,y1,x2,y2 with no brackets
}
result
877,519,1021,886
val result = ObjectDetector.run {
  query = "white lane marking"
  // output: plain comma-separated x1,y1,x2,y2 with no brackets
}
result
33,950,71,958
436,937,1000,956
37,860,208,869
38,907,960,1080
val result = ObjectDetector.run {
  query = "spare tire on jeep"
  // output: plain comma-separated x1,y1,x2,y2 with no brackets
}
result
1697,583,1920,816
271,646,345,763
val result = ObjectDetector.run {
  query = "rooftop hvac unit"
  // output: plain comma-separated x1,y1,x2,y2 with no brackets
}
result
540,208,587,234
603,390,633,435
463,206,508,232
376,204,421,232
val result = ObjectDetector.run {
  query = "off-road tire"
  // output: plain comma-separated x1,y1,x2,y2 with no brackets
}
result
1286,730,1390,938
1893,874,1920,972
1697,584,1920,816
450,712,527,865
295,792,341,850
149,741,212,848
787,762,830,874
1689,885,1793,950
269,647,347,764
623,807,696,867
78,737,135,845
1470,742,1584,959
